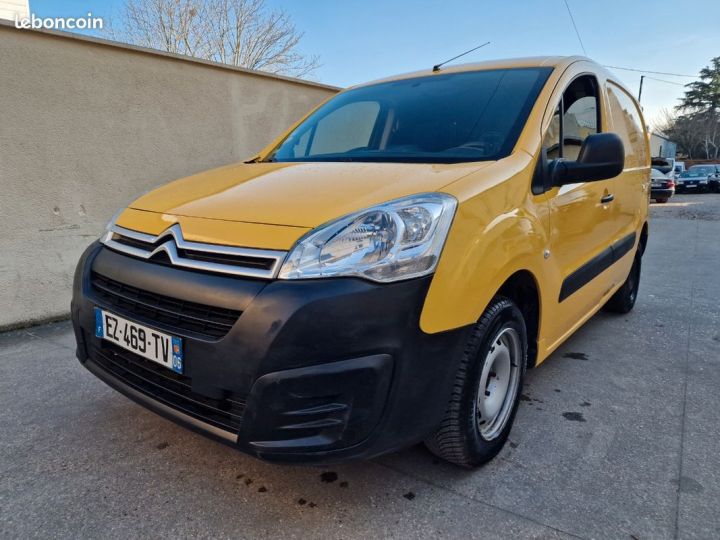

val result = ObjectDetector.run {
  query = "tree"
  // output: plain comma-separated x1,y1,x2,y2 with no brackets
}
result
678,57,720,116
660,57,720,159
656,109,702,159
106,0,319,78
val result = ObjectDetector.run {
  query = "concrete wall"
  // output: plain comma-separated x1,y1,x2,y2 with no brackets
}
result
0,22,338,330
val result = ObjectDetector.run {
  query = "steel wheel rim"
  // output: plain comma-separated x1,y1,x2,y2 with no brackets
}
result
476,327,521,440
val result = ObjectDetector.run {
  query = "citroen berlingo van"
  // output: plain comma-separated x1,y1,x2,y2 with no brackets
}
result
72,56,650,467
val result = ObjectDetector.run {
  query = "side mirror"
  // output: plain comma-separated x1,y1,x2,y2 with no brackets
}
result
552,132,625,186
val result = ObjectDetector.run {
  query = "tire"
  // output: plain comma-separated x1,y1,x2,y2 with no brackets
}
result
654,198,668,204
604,252,641,314
425,297,527,468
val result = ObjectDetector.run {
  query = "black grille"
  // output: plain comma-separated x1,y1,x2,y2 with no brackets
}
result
112,235,155,251
177,248,275,270
90,342,246,433
91,272,240,339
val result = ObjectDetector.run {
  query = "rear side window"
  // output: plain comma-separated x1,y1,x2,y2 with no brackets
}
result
606,82,648,168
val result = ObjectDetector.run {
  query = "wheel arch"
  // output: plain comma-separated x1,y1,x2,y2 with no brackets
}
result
495,269,541,369
639,221,649,256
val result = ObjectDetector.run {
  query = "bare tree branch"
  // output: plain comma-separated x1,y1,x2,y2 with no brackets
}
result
105,0,320,78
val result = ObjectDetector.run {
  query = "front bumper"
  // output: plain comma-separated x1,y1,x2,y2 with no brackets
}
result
676,183,708,192
71,243,470,464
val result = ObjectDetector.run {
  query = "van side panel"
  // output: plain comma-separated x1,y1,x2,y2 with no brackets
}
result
605,80,651,252
420,64,648,368
420,152,552,340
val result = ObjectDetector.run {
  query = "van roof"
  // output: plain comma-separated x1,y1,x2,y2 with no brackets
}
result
353,56,594,88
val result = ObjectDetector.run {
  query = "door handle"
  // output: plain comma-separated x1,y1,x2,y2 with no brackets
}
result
601,193,615,204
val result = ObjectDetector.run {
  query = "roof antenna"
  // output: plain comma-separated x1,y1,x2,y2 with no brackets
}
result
433,41,491,72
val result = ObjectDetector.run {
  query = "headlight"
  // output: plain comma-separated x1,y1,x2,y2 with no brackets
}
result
700,180,708,184
279,193,457,283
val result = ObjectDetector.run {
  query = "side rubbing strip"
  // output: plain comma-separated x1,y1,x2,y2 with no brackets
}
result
612,232,636,262
559,232,637,302
559,247,614,302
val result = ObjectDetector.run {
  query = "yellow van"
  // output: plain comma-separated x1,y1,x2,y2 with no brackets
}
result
71,56,649,467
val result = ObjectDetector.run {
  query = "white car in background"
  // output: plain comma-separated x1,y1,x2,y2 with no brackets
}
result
650,157,675,180
650,167,675,203
652,157,676,180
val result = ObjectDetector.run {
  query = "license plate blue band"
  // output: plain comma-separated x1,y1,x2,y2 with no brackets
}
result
171,336,184,374
94,307,104,338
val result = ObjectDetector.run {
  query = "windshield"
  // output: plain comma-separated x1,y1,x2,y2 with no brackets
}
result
688,165,715,174
680,171,703,177
268,68,552,164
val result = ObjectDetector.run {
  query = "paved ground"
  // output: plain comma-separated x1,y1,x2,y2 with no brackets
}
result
1,194,719,539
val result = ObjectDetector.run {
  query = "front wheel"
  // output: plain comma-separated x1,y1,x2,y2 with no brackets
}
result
425,297,527,468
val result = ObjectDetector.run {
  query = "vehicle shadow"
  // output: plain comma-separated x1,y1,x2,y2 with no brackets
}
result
83,354,553,507
68,303,664,537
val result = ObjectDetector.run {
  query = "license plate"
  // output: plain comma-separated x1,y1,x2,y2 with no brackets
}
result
686,184,696,188
651,183,661,188
95,308,183,373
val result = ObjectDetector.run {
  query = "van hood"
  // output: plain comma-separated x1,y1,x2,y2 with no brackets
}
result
129,161,491,228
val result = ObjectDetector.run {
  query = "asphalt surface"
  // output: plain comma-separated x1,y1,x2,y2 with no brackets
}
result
1,193,719,539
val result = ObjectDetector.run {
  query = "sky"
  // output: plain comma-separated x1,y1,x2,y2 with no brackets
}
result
29,0,720,129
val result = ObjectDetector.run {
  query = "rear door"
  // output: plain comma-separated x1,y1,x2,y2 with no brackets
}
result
605,81,650,253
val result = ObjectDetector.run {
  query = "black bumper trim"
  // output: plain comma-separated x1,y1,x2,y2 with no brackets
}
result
84,357,238,443
243,354,393,454
72,243,472,463
88,340,247,432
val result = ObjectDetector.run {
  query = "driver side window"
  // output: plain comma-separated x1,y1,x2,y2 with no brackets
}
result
542,75,600,161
